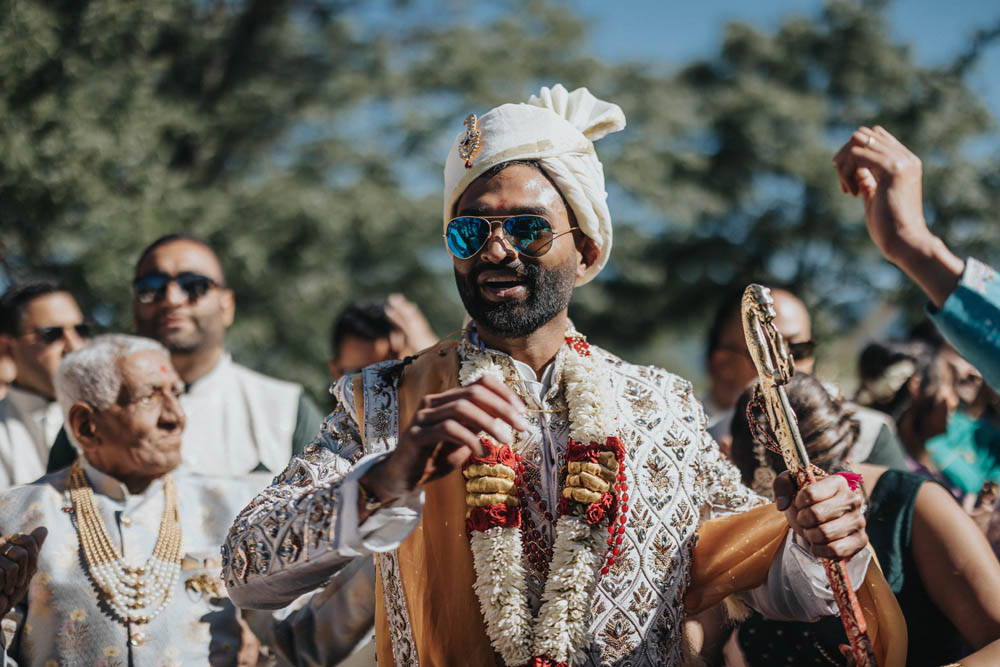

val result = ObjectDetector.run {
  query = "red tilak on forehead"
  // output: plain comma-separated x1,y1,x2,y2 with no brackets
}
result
160,365,169,373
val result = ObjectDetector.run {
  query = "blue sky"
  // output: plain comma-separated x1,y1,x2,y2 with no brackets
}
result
576,0,1000,114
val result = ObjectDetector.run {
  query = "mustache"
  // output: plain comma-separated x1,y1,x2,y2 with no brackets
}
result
469,260,534,283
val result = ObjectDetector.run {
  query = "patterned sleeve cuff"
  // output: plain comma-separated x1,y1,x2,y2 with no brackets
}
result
337,452,424,556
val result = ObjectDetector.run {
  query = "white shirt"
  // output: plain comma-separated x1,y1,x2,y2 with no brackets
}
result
0,385,62,490
180,353,303,475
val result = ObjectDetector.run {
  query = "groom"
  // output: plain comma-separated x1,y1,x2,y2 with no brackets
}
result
223,85,874,666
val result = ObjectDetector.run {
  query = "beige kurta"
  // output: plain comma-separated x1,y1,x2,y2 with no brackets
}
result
0,461,274,665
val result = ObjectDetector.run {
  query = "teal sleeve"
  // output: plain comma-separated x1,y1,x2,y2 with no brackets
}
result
927,257,1000,391
291,391,325,456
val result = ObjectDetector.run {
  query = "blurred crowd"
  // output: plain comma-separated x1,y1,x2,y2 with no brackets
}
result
1,96,999,666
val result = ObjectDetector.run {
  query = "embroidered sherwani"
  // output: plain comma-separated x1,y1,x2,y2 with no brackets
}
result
223,334,872,666
0,461,291,666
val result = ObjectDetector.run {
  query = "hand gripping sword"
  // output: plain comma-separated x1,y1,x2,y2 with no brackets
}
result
741,284,878,667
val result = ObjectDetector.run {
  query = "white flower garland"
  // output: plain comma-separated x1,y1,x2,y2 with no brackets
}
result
461,334,618,666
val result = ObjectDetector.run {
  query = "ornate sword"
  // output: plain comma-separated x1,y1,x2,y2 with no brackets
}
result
741,283,878,666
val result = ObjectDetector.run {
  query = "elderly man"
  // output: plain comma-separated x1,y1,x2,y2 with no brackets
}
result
0,281,89,488
0,334,371,665
223,86,889,666
46,235,324,477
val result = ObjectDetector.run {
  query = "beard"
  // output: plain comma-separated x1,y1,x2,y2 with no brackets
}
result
135,311,218,356
455,258,577,338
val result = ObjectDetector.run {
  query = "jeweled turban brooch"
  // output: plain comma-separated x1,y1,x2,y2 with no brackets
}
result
458,113,482,169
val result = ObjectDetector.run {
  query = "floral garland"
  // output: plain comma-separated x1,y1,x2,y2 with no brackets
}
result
460,334,627,667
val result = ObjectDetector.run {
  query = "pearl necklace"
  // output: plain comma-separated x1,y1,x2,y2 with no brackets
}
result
67,463,182,640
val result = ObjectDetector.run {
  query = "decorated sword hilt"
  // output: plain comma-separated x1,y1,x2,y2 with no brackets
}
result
740,284,810,477
741,283,878,667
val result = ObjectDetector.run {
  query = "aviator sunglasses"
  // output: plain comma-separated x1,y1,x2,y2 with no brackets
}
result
133,272,220,304
444,215,578,259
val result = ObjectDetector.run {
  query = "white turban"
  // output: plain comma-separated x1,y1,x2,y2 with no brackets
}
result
443,84,626,285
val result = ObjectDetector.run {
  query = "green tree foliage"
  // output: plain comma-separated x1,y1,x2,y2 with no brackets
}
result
2,0,997,396
575,0,1000,377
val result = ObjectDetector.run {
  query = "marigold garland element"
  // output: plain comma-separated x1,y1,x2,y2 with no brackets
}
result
461,333,626,666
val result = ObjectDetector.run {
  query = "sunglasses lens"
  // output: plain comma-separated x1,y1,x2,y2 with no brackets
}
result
37,327,64,344
176,273,214,301
134,273,169,303
446,217,490,259
788,341,816,360
505,216,553,256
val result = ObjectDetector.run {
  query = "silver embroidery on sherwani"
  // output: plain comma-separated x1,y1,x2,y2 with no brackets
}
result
458,337,763,666
222,336,763,667
360,363,418,667
221,382,363,587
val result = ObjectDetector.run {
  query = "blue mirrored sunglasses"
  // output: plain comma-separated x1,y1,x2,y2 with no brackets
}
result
444,215,578,259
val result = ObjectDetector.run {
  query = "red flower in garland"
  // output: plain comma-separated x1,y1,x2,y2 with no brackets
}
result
486,503,514,525
603,435,626,465
565,335,591,357
468,438,518,469
584,492,616,526
466,503,521,535
522,657,569,667
566,439,602,463
466,511,489,534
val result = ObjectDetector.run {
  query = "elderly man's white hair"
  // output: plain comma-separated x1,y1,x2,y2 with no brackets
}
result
55,334,169,421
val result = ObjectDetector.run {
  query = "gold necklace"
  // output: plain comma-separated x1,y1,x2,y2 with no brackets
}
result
68,462,182,646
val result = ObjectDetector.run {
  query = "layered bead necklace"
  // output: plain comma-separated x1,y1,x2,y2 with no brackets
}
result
67,462,183,645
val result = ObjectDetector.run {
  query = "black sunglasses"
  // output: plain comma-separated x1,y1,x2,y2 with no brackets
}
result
444,215,578,259
786,340,816,361
26,323,93,345
133,272,219,304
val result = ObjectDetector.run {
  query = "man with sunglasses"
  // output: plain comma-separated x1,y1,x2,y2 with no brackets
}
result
131,234,322,476
703,284,816,444
0,280,89,489
703,284,908,470
46,235,323,476
224,85,885,666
